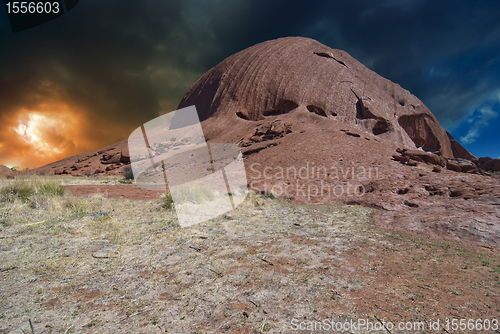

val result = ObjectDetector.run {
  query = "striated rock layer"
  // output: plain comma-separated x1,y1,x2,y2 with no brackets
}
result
178,36,471,160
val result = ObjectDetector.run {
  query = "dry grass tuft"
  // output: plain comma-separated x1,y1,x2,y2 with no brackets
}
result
0,176,64,202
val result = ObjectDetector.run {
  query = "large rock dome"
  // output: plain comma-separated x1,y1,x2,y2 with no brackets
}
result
178,36,472,159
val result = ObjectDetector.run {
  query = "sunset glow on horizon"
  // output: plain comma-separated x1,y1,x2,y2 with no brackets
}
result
0,77,139,170
15,112,65,155
3,107,81,169
0,103,129,170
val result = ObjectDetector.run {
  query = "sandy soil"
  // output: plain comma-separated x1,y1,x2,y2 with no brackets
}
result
62,185,163,200
1,189,499,333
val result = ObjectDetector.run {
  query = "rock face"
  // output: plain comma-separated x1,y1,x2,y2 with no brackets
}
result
175,37,499,248
480,159,500,172
179,37,472,160
20,141,131,177
447,132,476,161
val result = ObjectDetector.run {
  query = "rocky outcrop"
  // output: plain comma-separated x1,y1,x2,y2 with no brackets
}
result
480,159,500,172
445,160,462,172
240,120,292,147
391,148,491,176
101,152,122,165
25,140,131,177
446,132,476,160
401,149,447,167
0,165,14,178
178,37,471,160
478,157,493,165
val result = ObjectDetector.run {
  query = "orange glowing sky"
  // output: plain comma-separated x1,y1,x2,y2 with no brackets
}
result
0,100,131,170
0,71,183,170
10,110,81,168
0,72,184,170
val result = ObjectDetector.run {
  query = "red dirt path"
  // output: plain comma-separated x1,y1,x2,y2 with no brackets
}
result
62,185,163,200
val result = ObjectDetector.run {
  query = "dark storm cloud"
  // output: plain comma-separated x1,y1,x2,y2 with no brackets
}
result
3,0,500,124
208,0,500,129
330,0,500,129
1,0,499,167
1,1,187,126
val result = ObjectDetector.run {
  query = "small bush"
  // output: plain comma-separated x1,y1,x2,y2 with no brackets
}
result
122,166,134,180
260,322,271,332
39,182,65,196
261,191,276,199
161,193,174,210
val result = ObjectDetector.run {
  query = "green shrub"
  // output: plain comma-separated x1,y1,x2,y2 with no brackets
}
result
261,191,276,199
39,181,65,196
161,193,174,210
122,166,134,180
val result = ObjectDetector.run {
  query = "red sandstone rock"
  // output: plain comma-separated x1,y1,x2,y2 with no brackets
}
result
175,37,500,247
446,160,462,172
392,155,410,163
446,132,476,160
24,140,131,177
480,159,500,172
478,157,493,165
457,160,478,172
178,37,469,160
402,150,446,167
105,164,120,171
102,152,122,165
120,152,131,163
0,165,14,178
